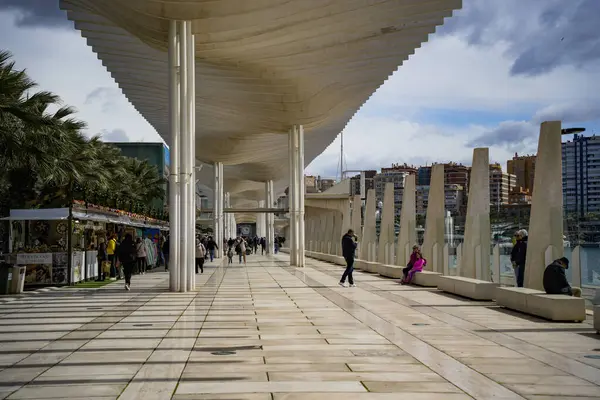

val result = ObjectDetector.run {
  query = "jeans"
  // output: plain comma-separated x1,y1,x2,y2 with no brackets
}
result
109,254,117,278
164,253,169,270
123,262,135,285
515,264,525,287
196,257,204,273
340,257,355,285
136,257,147,274
209,249,215,262
239,253,243,263
402,265,413,280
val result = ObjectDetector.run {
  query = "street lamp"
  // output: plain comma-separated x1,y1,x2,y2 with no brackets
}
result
561,127,586,135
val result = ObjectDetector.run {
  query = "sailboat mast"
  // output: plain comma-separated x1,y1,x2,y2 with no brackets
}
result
339,131,344,181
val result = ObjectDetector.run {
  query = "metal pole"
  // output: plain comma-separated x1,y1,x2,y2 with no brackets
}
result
178,20,189,292
168,20,180,292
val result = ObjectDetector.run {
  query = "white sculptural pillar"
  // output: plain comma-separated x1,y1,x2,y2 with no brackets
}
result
462,148,491,280
396,174,416,266
422,164,445,272
525,121,564,290
361,189,377,259
297,126,306,267
168,20,181,292
377,182,395,264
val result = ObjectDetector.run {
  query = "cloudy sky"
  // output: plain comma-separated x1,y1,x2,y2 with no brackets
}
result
1,0,599,178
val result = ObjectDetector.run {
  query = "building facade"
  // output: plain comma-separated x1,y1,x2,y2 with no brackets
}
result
304,175,318,193
562,134,600,217
507,153,536,196
489,163,516,207
417,166,432,186
349,170,377,198
107,142,169,210
375,170,408,216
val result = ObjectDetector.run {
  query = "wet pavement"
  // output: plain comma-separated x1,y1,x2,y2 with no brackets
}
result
0,254,598,399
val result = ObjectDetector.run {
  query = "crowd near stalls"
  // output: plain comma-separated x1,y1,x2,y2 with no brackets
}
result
2,202,168,288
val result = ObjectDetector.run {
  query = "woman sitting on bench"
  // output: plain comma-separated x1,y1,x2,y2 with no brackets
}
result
401,251,426,285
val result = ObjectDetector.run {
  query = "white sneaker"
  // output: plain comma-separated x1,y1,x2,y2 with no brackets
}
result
338,282,346,287
125,284,130,291
350,284,356,288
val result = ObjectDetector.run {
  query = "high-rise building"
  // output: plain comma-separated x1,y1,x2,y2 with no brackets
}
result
417,166,432,186
489,163,516,207
375,170,408,216
415,184,463,216
507,153,536,195
562,134,600,216
349,170,376,197
381,163,418,175
444,184,464,215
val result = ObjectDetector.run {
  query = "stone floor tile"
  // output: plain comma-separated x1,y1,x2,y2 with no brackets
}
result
506,384,600,397
273,394,473,400
176,381,366,395
6,384,125,399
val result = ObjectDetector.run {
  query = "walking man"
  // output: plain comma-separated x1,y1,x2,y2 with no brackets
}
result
339,229,358,288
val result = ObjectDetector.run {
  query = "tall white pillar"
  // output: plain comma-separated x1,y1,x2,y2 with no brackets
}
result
168,20,180,292
287,125,305,266
213,162,223,258
257,200,265,238
297,125,305,267
265,181,274,254
288,128,297,264
186,21,196,291
178,20,190,293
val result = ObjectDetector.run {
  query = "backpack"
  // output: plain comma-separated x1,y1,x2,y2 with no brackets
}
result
227,248,234,257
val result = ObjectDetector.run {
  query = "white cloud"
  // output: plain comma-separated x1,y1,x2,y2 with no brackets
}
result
0,12,162,143
372,35,600,112
306,115,521,177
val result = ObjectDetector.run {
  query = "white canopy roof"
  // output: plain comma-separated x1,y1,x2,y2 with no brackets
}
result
60,0,461,209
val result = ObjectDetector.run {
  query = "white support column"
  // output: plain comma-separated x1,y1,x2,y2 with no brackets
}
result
288,126,297,264
186,21,195,292
214,162,223,259
266,180,274,254
168,20,180,292
297,125,305,267
178,20,190,293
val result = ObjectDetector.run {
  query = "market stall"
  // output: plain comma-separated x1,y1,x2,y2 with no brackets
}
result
3,204,168,287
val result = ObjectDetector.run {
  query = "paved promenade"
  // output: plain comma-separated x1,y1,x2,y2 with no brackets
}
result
0,254,598,400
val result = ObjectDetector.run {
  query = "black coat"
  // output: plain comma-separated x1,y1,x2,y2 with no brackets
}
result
118,239,137,264
543,261,572,296
341,233,357,259
511,237,527,266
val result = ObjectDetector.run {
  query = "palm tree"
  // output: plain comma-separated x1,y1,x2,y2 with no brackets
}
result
0,50,167,219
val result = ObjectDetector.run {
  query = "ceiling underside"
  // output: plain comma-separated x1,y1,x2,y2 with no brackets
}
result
60,0,461,210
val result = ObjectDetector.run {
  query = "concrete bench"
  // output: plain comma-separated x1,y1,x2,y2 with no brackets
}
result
378,264,404,279
495,287,542,313
594,305,599,334
411,271,441,287
496,287,586,322
355,260,380,273
437,276,499,301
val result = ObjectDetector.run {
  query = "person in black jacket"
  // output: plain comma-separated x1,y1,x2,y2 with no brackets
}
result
510,230,528,287
339,229,358,287
118,233,137,291
543,257,581,297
